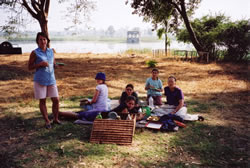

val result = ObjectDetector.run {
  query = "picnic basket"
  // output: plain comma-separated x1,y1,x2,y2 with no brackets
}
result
90,118,136,145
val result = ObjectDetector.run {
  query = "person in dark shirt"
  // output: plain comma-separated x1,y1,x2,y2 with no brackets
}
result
163,76,204,121
164,76,185,114
119,84,139,106
112,96,139,120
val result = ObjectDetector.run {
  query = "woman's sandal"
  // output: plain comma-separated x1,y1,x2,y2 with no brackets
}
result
45,123,52,129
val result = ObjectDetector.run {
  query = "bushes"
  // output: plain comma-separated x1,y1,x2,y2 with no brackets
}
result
176,14,250,62
146,60,157,68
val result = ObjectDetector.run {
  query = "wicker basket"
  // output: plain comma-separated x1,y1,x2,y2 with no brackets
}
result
90,118,136,145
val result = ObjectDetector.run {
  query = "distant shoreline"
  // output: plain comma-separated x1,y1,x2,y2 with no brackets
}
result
0,36,163,43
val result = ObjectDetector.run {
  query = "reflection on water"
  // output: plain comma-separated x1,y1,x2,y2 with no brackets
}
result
14,41,194,53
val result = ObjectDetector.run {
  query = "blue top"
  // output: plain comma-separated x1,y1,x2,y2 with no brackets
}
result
164,86,185,106
34,48,56,86
145,77,163,96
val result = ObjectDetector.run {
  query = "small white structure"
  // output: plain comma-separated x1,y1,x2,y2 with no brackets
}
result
127,31,140,43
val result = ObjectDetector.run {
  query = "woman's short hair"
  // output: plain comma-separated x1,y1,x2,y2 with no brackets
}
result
126,84,134,89
36,32,50,45
152,68,159,73
168,75,177,82
126,96,136,102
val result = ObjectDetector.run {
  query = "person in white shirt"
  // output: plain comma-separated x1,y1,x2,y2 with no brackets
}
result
59,72,108,121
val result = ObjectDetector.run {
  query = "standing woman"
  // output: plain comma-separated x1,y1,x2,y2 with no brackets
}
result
28,32,61,129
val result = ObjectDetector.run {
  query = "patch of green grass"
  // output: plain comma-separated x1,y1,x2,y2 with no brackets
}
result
186,100,209,113
169,122,237,166
1,97,248,168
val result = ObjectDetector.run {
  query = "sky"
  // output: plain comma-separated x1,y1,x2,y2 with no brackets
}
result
1,0,250,31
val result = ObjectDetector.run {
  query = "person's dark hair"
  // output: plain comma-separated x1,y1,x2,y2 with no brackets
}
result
168,75,177,82
126,84,134,90
152,68,159,73
36,32,50,46
126,96,136,103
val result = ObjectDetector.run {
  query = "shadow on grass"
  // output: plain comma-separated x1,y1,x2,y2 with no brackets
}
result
136,121,248,168
0,112,92,168
217,62,249,82
1,89,249,167
166,122,248,167
0,64,32,81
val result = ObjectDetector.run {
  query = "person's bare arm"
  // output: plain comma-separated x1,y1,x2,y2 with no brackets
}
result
171,99,184,114
89,90,100,104
28,51,48,71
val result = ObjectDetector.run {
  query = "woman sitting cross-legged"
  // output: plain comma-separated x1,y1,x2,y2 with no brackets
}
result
155,75,204,121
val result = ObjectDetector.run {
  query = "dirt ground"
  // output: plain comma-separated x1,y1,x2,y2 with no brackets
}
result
0,52,249,167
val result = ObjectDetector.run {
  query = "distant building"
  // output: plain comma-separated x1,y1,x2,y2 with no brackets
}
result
127,31,140,43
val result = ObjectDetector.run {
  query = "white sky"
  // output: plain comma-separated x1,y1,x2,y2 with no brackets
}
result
1,0,250,31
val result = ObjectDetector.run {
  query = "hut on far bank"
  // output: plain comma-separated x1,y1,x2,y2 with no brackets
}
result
127,31,140,43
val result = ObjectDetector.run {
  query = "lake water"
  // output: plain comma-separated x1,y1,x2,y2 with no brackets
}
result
12,40,194,53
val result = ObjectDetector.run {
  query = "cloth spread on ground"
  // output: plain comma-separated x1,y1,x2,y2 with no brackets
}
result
152,105,198,121
74,100,199,126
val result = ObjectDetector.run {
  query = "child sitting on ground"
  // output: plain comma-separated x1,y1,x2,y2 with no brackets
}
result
145,68,163,105
106,96,144,120
59,72,108,121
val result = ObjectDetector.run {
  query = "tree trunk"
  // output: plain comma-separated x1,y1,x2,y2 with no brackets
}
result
165,32,168,56
179,1,203,53
22,0,50,47
39,19,50,47
164,21,168,56
164,24,168,56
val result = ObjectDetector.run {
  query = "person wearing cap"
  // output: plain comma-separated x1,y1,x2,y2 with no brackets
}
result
59,72,109,121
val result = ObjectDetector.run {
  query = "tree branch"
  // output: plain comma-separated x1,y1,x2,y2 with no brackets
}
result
40,0,45,11
31,0,40,13
22,0,38,20
167,0,182,14
45,0,50,16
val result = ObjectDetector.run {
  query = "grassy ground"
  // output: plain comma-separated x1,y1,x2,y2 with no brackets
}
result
0,53,249,168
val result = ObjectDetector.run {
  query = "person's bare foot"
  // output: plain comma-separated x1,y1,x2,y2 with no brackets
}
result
52,120,63,125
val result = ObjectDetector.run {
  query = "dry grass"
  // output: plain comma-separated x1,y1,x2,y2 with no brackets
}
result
0,52,249,167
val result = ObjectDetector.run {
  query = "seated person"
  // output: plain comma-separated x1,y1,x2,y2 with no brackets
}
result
59,72,108,121
106,96,144,120
164,75,204,121
145,68,163,105
119,84,139,106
